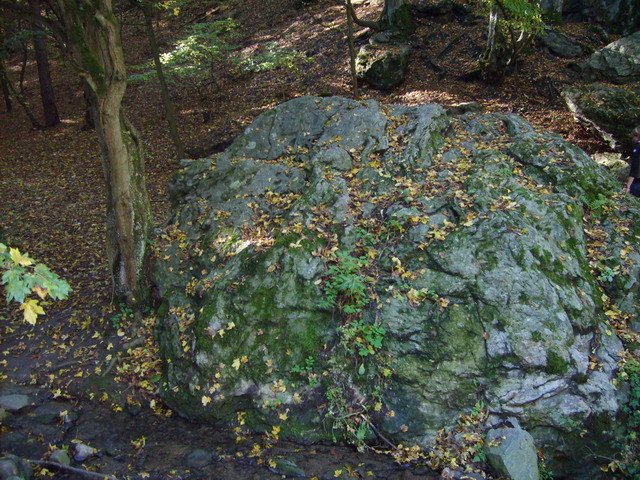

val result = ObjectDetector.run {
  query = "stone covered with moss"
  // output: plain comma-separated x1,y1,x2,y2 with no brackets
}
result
563,83,640,150
155,96,639,476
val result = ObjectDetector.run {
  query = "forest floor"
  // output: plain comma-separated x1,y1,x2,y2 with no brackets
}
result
0,0,619,478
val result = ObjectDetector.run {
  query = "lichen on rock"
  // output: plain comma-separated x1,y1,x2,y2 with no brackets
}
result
155,96,639,476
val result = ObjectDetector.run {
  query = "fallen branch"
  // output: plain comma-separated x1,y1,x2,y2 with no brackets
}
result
48,359,82,373
360,415,398,450
30,460,117,480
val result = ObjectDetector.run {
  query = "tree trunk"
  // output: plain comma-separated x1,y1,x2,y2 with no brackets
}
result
141,2,184,160
0,25,12,113
0,60,42,128
29,0,60,127
18,43,28,93
56,0,152,306
0,63,11,112
480,1,506,80
81,80,95,130
345,0,358,98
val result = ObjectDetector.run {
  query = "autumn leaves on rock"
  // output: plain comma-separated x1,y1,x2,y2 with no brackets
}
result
155,96,639,476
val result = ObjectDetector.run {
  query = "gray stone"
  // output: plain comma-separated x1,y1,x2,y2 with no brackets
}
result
581,31,640,83
563,83,640,150
486,428,539,480
0,395,30,413
185,449,212,468
355,41,411,90
271,459,306,477
156,96,636,477
0,456,31,480
49,450,70,467
73,443,97,462
538,29,585,58
0,459,18,480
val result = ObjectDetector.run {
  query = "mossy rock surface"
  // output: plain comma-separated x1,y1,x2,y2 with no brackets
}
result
155,96,640,477
563,83,640,150
355,41,411,91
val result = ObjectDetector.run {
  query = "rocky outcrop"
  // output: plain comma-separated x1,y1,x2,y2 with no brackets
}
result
563,83,640,150
539,0,640,35
156,96,639,477
580,32,640,84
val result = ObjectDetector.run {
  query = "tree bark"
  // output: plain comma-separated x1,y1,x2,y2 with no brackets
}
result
56,0,152,306
29,0,60,127
140,2,184,160
0,25,12,113
345,0,358,99
0,64,11,112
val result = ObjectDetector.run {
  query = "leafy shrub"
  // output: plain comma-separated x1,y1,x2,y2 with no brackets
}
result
129,20,308,84
235,42,310,73
130,19,239,83
0,243,71,324
320,251,370,314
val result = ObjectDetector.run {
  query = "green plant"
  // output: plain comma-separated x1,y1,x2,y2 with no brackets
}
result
583,193,614,217
235,42,309,73
129,19,239,83
606,359,640,477
291,356,319,387
110,303,134,329
0,243,71,324
320,251,370,314
339,320,385,359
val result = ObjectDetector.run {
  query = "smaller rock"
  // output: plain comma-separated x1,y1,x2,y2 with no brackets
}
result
0,456,32,480
0,458,18,480
538,29,586,58
185,449,212,469
630,321,640,333
486,428,539,480
445,102,483,115
73,443,97,462
0,395,31,413
581,31,640,83
440,468,485,480
356,41,411,90
49,450,70,467
592,152,628,183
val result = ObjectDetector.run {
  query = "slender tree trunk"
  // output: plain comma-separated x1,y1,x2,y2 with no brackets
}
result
0,61,42,128
141,2,184,160
56,0,152,306
0,26,12,113
345,0,358,99
480,1,504,79
29,0,60,127
19,43,28,93
0,64,11,112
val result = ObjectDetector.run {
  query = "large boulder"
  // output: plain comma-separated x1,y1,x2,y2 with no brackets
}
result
580,32,640,84
156,96,639,477
563,83,640,150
